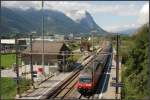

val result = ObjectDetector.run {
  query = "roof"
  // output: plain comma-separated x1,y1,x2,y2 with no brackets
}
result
23,40,70,54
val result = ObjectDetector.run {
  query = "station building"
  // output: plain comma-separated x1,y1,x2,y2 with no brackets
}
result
21,40,71,77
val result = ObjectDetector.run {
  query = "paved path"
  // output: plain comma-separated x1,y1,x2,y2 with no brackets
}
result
19,72,72,99
1,69,16,78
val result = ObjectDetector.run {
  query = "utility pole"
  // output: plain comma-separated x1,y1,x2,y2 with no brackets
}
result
0,37,1,100
15,35,21,98
116,34,119,98
91,31,94,97
0,2,1,98
41,0,45,78
92,33,94,52
63,51,65,72
30,34,34,89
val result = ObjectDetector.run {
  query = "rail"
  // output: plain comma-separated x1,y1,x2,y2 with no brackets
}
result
15,41,107,99
40,46,103,99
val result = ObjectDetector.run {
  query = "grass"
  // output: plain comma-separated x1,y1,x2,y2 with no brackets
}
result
1,54,21,69
1,54,16,69
0,77,31,99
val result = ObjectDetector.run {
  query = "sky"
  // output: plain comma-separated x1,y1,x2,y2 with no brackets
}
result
1,1,149,33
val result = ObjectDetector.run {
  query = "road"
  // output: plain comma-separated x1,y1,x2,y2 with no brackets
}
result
1,69,16,78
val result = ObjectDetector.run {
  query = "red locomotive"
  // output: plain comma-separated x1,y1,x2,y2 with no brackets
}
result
76,42,112,95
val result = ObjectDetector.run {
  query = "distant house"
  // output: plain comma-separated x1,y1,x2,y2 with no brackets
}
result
1,39,15,51
74,36,81,41
54,34,65,41
1,39,27,52
21,40,71,75
80,40,91,52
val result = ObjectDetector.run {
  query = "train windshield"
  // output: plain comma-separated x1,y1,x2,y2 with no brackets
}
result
79,77,92,83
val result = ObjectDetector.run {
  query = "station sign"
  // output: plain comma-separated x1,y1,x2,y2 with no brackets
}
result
111,82,124,87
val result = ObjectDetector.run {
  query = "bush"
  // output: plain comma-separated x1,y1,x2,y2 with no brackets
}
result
121,24,149,99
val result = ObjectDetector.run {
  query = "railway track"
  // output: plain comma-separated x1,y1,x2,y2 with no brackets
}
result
41,46,104,99
51,71,79,99
45,56,94,99
79,52,112,100
71,46,112,100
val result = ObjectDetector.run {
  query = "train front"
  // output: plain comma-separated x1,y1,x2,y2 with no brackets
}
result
76,72,93,95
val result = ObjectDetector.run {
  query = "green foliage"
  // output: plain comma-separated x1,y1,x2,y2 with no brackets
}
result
0,77,16,99
1,54,16,69
68,42,80,51
66,54,81,63
0,77,31,99
121,24,149,99
1,54,22,69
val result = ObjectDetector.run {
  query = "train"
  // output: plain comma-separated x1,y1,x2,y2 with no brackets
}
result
76,41,112,95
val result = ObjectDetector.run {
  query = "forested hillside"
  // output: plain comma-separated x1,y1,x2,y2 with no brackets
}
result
0,7,107,35
121,23,149,99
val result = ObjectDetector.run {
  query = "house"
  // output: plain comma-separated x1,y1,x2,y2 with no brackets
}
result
21,40,71,76
1,39,27,53
80,39,91,52
1,39,15,51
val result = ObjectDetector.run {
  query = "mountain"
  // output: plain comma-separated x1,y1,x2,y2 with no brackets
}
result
0,7,108,36
118,28,137,35
66,10,107,34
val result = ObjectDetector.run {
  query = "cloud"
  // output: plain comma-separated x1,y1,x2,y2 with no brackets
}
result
105,2,149,32
138,3,149,24
105,23,140,32
44,1,140,16
2,1,41,10
2,1,141,16
1,1,149,32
